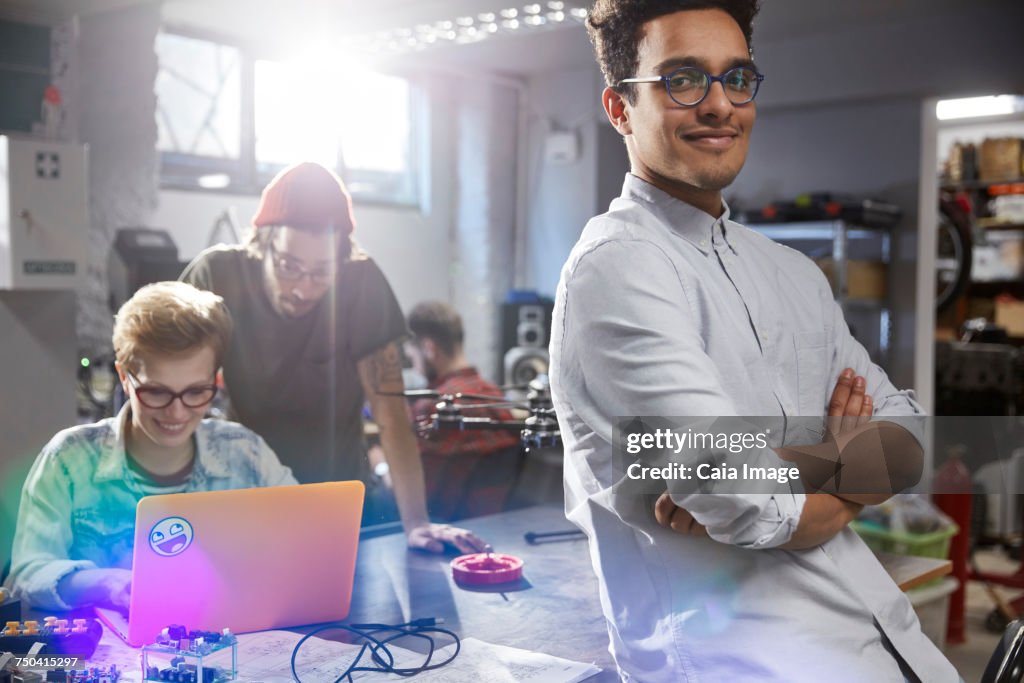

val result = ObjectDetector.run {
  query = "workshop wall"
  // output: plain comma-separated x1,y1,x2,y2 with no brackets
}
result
451,78,518,379
77,3,161,355
523,65,603,298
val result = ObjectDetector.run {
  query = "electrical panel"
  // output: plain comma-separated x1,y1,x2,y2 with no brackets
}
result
0,134,88,289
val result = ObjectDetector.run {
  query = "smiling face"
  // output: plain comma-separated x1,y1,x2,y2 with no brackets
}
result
120,346,217,455
605,8,756,215
148,516,194,557
261,226,337,318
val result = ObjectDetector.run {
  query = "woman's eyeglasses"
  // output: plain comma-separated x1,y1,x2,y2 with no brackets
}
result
126,371,218,409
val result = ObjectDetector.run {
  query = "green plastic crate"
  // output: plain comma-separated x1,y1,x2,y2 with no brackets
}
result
851,520,959,560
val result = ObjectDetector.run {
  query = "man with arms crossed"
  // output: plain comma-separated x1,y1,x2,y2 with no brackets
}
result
549,1,958,680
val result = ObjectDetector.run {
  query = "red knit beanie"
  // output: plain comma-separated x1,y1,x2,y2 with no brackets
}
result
252,162,356,235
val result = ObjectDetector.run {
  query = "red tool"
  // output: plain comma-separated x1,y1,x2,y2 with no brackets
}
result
450,553,524,586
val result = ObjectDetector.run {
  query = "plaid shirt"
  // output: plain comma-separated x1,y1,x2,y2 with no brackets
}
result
412,367,521,520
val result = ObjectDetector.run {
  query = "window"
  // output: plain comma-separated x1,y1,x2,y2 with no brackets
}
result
155,29,421,206
156,32,241,160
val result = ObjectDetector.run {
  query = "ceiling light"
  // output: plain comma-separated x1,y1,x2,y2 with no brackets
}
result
936,95,1023,121
345,2,590,56
197,173,231,189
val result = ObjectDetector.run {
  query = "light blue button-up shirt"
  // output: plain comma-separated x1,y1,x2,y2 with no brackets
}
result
550,174,958,682
6,405,297,610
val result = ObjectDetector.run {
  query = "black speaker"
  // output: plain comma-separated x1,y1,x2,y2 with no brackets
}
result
107,228,189,311
501,300,554,385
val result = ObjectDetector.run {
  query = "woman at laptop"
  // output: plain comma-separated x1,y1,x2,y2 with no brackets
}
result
5,281,297,611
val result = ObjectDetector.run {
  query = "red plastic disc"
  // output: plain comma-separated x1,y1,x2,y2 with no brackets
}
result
450,552,524,586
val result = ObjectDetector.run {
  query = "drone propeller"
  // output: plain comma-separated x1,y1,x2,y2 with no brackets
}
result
446,401,529,410
379,389,512,402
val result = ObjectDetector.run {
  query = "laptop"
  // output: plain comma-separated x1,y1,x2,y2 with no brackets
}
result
96,481,364,646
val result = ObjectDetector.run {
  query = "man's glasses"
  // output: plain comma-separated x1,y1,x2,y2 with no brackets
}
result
619,65,765,107
268,242,335,286
126,371,218,409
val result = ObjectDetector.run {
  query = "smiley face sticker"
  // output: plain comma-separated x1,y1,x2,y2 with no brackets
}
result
148,517,194,557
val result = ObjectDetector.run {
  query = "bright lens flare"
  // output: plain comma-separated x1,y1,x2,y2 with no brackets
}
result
255,49,410,173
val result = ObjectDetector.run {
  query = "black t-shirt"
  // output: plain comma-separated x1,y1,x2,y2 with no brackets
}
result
181,245,408,484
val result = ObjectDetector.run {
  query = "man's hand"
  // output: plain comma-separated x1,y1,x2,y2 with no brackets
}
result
654,493,707,537
825,367,873,441
407,523,491,554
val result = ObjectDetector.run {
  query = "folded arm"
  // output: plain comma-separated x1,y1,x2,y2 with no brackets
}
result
564,238,801,549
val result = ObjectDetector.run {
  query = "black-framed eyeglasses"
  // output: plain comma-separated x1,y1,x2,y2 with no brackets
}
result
126,371,218,409
619,65,765,107
267,241,335,286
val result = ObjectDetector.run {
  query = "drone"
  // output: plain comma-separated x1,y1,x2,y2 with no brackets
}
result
387,377,560,450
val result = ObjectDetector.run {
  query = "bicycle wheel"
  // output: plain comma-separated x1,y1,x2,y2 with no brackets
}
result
936,197,973,313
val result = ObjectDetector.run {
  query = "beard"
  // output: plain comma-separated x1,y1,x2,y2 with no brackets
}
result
681,157,743,192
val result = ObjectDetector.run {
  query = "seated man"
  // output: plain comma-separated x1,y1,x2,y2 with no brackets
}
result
5,282,296,611
404,301,521,520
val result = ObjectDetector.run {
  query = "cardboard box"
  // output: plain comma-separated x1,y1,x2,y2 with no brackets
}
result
817,258,887,300
979,137,1023,182
995,300,1024,338
972,231,1024,282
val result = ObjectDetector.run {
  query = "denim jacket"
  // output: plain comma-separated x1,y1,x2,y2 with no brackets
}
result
6,405,296,609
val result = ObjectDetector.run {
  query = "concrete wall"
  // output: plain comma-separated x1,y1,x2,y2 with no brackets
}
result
77,3,161,356
451,77,518,378
523,66,605,297
0,291,77,576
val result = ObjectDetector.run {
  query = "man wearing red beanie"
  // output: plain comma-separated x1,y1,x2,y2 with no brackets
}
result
181,162,486,553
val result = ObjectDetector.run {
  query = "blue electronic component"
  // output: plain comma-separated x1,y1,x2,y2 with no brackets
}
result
141,625,237,683
45,666,120,683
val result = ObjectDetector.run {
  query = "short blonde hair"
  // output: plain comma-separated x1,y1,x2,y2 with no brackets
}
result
113,281,233,373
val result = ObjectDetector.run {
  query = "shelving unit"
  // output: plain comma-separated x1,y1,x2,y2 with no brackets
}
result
915,102,1024,413
748,219,893,367
936,149,1024,342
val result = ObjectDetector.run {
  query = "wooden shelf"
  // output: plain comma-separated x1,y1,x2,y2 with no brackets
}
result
968,280,1024,296
941,177,1024,192
976,220,1024,231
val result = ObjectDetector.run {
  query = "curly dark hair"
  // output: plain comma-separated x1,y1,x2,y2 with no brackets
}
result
587,0,761,103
